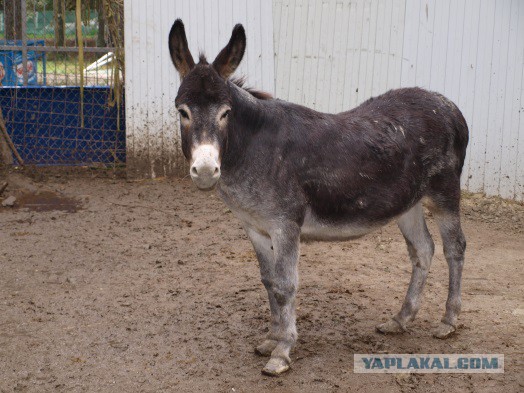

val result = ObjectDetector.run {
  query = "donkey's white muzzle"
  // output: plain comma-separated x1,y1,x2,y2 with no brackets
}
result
190,144,221,190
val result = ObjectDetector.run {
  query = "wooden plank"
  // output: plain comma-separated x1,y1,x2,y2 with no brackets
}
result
204,0,216,58
231,0,247,78
387,0,406,90
272,0,282,84
355,0,371,104
276,0,292,100
160,0,175,174
428,0,450,93
371,0,388,97
379,0,393,95
144,0,156,176
0,109,24,165
314,0,331,111
195,0,205,52
260,0,275,94
500,0,524,199
361,0,378,102
468,0,497,193
123,0,134,166
345,0,361,107
302,0,320,108
458,0,481,190
330,0,349,112
319,0,336,112
138,0,150,174
400,0,421,87
188,0,199,56
443,0,465,101
247,0,260,85
150,0,165,174
483,0,512,196
514,1,524,201
288,0,304,104
497,0,521,198
414,0,435,88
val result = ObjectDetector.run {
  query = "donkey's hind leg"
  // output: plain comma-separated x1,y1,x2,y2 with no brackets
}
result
376,202,435,334
425,173,467,339
431,209,466,339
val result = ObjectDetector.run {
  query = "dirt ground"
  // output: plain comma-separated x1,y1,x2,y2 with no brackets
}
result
0,170,523,392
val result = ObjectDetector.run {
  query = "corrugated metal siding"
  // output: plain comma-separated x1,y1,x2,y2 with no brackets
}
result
274,0,524,200
124,0,274,177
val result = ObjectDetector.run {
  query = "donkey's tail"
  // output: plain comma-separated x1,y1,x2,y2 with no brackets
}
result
453,106,469,175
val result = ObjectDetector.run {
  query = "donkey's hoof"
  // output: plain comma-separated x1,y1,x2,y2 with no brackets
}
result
433,322,456,339
376,318,406,334
255,340,278,357
262,357,290,376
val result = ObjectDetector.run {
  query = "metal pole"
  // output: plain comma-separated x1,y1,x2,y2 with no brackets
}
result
21,0,28,86
0,45,118,53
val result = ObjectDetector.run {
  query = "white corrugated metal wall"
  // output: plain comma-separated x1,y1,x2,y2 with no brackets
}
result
125,0,523,200
274,0,524,201
124,0,274,178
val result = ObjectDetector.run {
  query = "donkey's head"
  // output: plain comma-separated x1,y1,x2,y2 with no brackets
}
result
169,19,246,190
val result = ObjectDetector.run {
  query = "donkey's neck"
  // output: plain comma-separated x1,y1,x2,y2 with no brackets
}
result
229,81,272,130
222,82,274,169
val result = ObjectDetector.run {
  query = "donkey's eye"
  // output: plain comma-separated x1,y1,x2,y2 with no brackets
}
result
178,109,190,120
220,110,231,120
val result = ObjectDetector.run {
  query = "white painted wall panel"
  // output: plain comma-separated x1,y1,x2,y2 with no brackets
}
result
456,0,480,191
516,31,524,201
399,0,524,200
124,0,274,177
274,0,406,111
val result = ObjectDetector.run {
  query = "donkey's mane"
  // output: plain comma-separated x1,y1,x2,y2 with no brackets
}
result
198,53,272,100
230,77,273,100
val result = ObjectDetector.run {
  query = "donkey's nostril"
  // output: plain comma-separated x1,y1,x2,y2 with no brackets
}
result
191,166,198,176
214,167,219,175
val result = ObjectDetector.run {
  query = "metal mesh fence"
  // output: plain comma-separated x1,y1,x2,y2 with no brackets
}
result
0,0,125,167
0,86,124,165
0,1,120,87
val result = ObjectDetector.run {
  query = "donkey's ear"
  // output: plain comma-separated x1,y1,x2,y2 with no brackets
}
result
168,19,195,79
213,24,246,79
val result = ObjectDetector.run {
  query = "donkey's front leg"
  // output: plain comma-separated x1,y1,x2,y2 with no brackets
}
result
246,227,280,356
262,224,300,376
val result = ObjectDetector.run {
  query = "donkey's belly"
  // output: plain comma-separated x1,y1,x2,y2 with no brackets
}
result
301,208,384,241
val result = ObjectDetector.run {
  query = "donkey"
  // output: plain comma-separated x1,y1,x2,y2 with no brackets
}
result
168,19,468,376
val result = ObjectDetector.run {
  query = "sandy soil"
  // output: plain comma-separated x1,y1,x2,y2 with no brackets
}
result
0,171,523,392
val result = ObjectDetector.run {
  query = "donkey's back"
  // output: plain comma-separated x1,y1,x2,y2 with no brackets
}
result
343,87,469,171
266,87,469,228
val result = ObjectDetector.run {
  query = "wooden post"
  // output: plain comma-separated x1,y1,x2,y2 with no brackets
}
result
0,134,13,165
76,0,85,128
0,106,13,165
0,107,24,166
